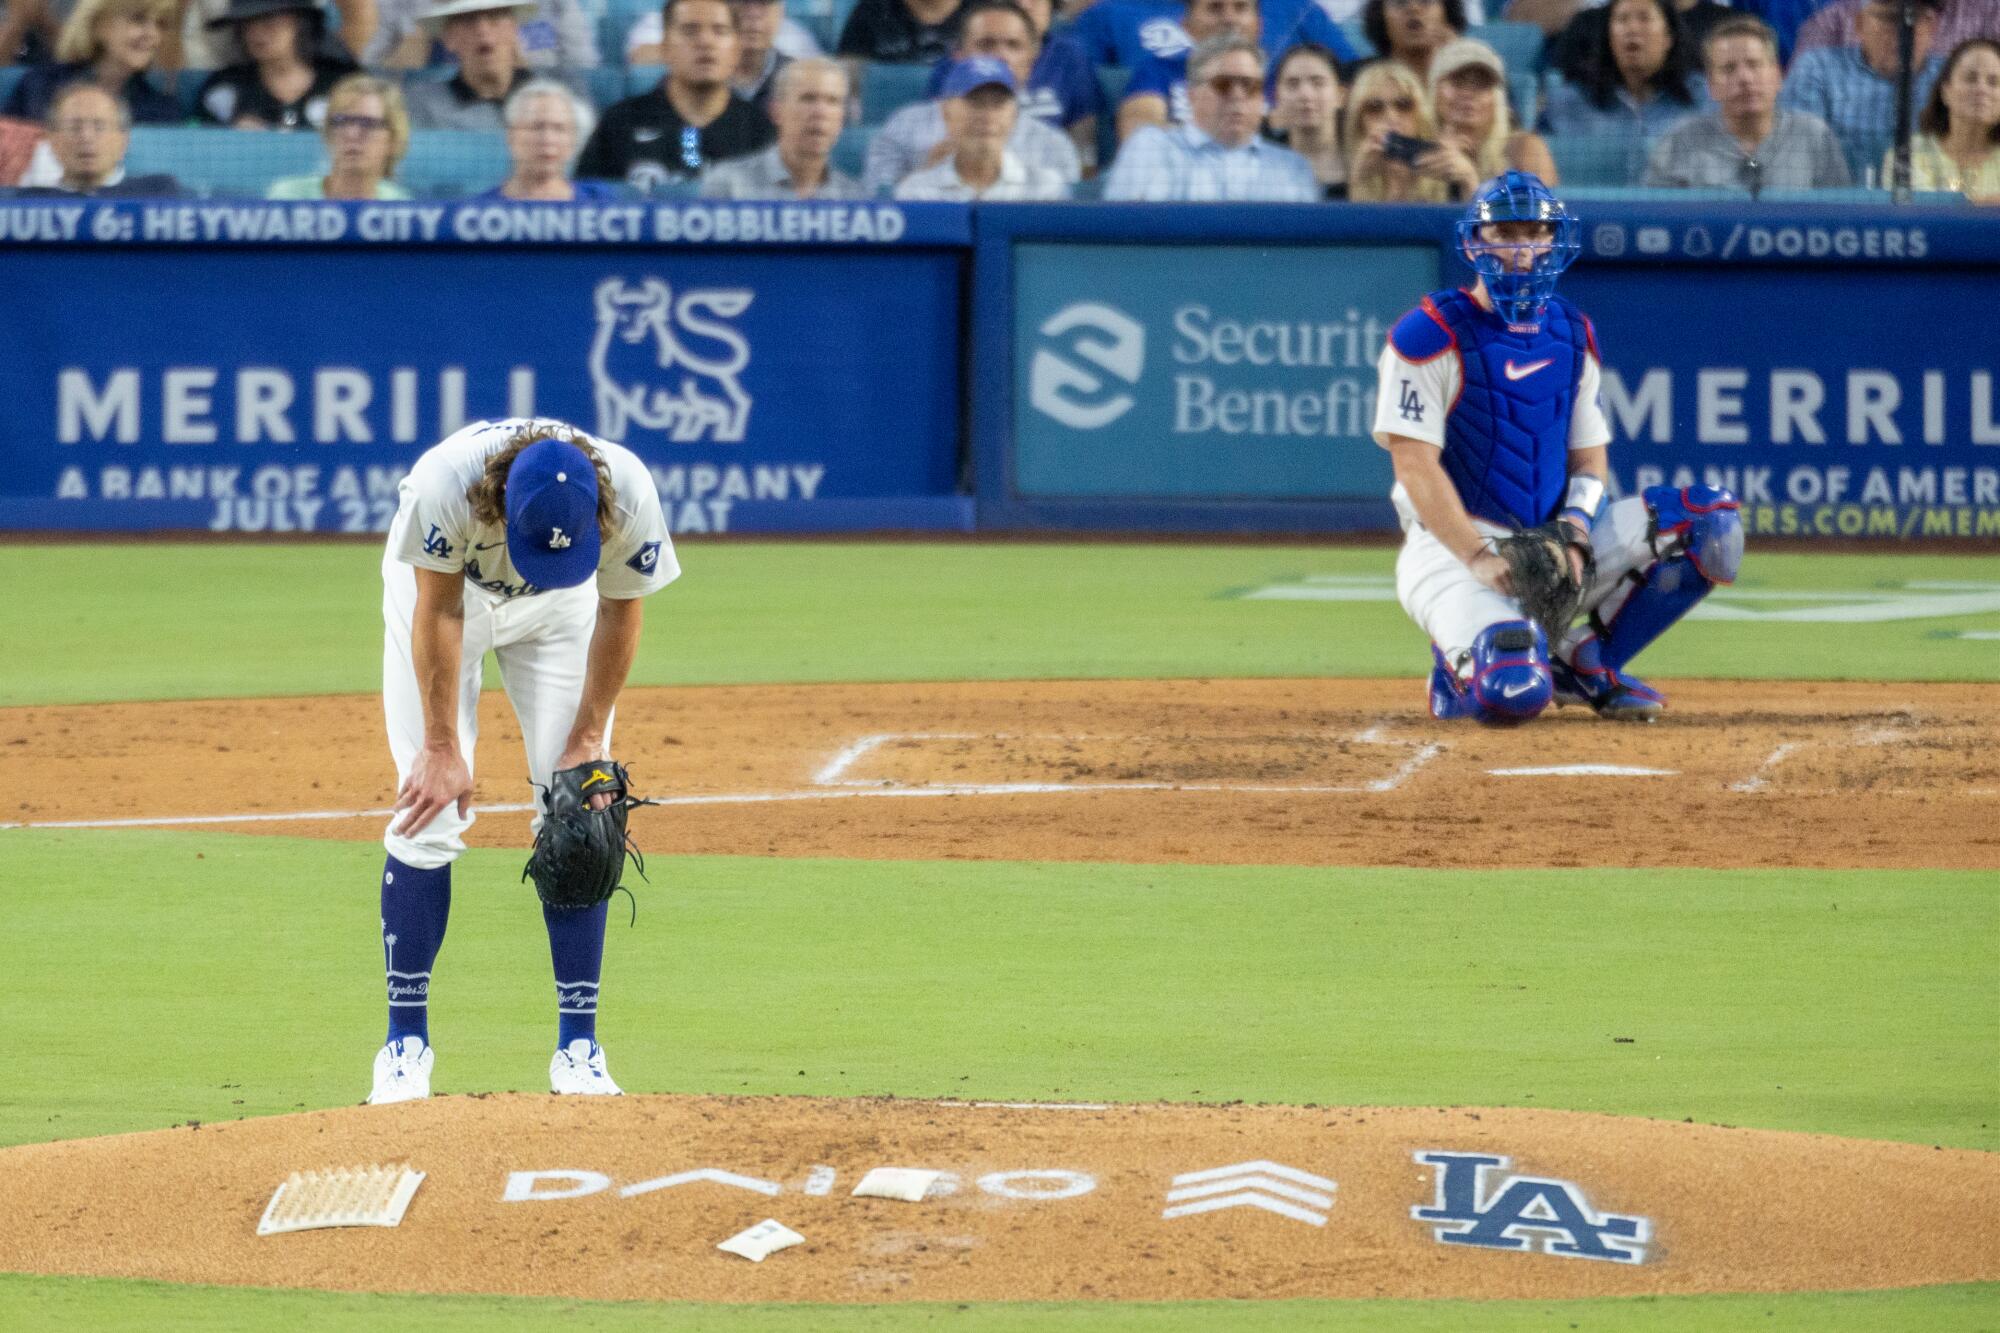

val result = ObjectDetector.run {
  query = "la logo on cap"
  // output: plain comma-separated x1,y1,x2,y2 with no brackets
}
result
550,528,572,549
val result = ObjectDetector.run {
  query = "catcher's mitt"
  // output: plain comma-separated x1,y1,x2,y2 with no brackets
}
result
523,760,654,914
1493,520,1594,642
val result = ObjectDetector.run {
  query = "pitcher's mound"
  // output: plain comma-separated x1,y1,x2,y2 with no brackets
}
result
2,1095,1993,1303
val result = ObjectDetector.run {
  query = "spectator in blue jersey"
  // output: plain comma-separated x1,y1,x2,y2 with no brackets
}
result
479,77,622,199
922,0,1104,164
2,0,178,125
1361,0,1467,82
1121,0,1316,141
1541,0,1710,173
1104,32,1318,198
1780,0,1945,181
1061,0,1355,70
866,0,1081,192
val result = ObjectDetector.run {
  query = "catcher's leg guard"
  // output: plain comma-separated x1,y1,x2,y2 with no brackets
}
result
1428,644,1475,720
1558,486,1742,718
1458,621,1552,726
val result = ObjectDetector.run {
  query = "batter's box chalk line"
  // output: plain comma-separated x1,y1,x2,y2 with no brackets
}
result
809,727,1443,796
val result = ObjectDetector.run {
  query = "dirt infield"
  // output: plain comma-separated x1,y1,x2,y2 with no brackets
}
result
1,1096,1994,1303
4,678,1996,868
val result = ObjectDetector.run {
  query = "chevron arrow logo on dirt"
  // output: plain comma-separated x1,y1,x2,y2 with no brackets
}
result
1161,1160,1336,1226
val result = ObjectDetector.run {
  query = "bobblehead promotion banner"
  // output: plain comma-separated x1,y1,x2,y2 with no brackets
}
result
3,199,1998,539
0,200,966,534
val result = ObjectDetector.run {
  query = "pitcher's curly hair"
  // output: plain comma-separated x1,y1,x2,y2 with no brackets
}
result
466,422,618,537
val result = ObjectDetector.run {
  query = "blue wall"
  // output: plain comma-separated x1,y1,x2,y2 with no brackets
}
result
3,198,1996,539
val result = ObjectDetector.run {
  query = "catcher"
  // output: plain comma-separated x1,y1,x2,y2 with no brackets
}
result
368,417,677,1105
1373,171,1743,726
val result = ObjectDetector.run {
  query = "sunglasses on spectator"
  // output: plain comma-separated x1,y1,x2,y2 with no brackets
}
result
1359,95,1418,115
1203,74,1263,97
329,113,388,133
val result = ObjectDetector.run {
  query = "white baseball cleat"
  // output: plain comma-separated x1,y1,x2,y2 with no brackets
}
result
550,1038,623,1095
367,1036,434,1105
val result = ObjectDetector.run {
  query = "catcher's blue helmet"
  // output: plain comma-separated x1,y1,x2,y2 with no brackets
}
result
1456,171,1581,332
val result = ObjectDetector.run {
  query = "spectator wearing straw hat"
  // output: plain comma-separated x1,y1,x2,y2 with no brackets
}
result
362,0,593,69
405,0,548,130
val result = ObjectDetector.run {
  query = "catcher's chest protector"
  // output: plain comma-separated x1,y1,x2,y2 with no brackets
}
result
1430,289,1588,530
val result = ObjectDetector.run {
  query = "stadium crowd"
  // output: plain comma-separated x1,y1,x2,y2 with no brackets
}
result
1,0,1994,200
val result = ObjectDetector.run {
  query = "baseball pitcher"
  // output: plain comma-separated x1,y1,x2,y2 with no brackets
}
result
1373,171,1744,725
369,417,678,1104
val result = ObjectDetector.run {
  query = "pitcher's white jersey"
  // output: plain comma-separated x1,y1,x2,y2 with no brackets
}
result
387,418,680,602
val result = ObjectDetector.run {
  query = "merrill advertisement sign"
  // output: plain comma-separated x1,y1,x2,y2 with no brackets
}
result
1012,243,1437,500
1563,267,2000,540
0,240,959,533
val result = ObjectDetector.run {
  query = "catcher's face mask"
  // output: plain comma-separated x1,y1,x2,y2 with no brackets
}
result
1457,170,1581,334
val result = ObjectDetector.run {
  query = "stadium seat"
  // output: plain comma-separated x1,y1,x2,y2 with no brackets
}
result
587,65,631,109
1095,64,1130,170
1469,21,1542,125
794,0,858,51
124,125,323,197
176,69,213,119
626,66,663,96
400,129,512,197
1552,132,1642,188
831,123,874,183
597,10,633,64
0,67,27,111
1758,187,1970,206
859,60,932,125
1338,19,1373,61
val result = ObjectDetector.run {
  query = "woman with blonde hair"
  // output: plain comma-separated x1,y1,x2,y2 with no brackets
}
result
267,73,412,198
1,0,179,124
1425,37,1558,198
1345,60,1450,202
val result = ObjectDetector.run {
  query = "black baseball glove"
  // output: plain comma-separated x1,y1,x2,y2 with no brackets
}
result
523,760,654,914
1494,520,1594,644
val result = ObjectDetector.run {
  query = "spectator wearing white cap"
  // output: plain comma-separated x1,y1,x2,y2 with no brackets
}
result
895,55,1070,198
1422,36,1557,200
405,0,548,130
1103,33,1318,199
195,0,356,130
362,0,593,69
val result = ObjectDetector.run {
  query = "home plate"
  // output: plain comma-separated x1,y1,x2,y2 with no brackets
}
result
1488,765,1678,778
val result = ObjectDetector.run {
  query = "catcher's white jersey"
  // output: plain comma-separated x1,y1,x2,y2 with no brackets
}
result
381,418,678,868
387,417,680,602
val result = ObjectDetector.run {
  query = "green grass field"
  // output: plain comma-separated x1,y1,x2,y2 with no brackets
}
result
1,541,1996,1330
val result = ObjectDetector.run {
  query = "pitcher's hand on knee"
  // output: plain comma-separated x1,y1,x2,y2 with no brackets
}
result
556,738,615,810
394,744,473,836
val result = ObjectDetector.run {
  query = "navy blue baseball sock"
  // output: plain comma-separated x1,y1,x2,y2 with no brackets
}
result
380,855,450,1047
543,899,610,1048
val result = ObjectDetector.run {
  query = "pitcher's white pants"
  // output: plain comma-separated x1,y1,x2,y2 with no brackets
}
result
381,552,611,869
1395,496,1657,667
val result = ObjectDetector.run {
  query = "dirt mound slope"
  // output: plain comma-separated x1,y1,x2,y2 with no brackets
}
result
4,679,1996,868
1,1095,1993,1303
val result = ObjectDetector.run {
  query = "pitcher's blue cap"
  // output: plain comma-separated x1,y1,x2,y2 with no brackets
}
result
505,438,600,590
940,56,1015,98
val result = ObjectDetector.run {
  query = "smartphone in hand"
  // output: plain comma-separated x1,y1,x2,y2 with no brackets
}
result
1381,132,1437,166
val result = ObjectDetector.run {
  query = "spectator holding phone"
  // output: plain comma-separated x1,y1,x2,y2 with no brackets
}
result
1427,37,1558,195
1263,41,1346,195
1344,57,1451,200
